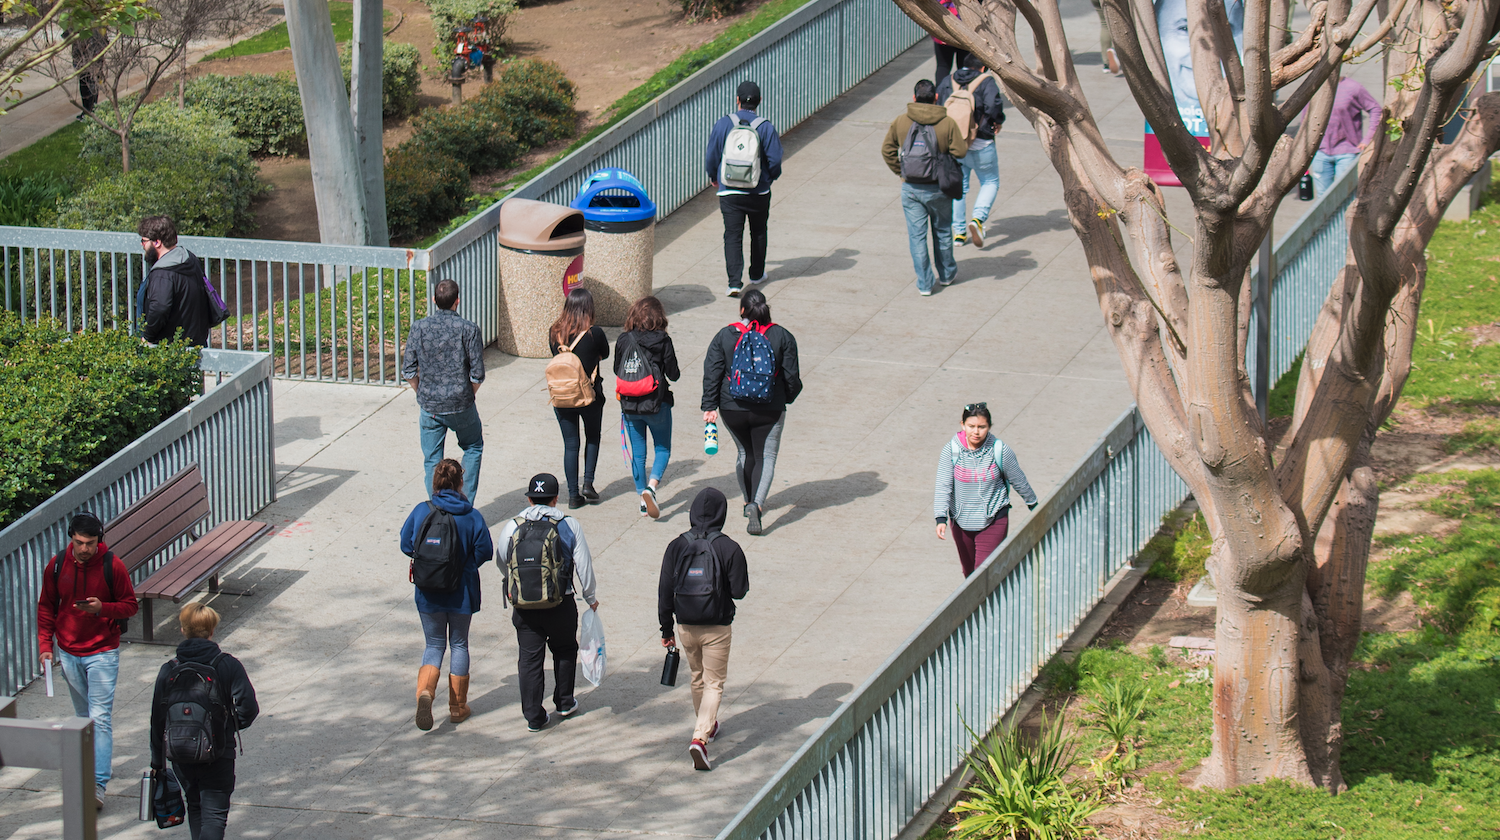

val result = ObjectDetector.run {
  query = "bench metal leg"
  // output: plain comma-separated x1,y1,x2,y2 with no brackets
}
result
206,573,254,598
142,599,153,643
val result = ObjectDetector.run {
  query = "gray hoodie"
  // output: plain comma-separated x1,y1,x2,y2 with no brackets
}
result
493,505,598,606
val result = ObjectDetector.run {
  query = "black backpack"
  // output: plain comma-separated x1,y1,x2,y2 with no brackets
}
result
409,506,465,593
161,653,238,765
51,551,128,634
504,517,570,609
615,332,664,415
673,530,726,625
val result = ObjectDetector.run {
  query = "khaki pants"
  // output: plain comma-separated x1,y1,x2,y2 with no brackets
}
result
677,624,732,742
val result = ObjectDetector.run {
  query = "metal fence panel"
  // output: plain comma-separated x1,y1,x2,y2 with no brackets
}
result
0,351,275,695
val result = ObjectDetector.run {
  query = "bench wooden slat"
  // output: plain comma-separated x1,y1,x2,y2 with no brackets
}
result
106,466,211,571
137,520,271,601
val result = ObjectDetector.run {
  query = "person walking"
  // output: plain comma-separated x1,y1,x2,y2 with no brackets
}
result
148,604,258,840
36,512,138,811
399,458,494,730
1312,78,1381,196
882,79,968,296
548,287,609,508
614,296,681,519
937,55,1005,248
403,278,486,502
138,215,212,347
934,403,1039,577
494,473,600,732
701,289,802,536
1091,0,1123,75
659,487,749,771
704,80,784,297
931,0,970,90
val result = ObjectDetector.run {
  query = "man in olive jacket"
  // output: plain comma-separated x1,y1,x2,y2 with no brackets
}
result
882,79,969,295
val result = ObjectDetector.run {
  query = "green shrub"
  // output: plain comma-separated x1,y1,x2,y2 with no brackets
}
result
407,103,518,174
0,311,201,530
473,58,577,148
57,103,266,236
184,73,306,156
0,171,68,226
427,0,516,58
339,40,423,119
953,713,1101,839
384,145,471,241
1142,510,1212,583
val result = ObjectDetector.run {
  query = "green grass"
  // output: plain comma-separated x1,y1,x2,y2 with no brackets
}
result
205,2,391,60
1267,352,1302,418
0,121,86,184
1139,509,1212,584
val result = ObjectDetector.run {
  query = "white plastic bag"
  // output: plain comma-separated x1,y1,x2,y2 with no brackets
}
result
579,608,607,687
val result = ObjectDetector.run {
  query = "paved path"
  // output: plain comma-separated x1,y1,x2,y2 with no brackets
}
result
0,5,1371,833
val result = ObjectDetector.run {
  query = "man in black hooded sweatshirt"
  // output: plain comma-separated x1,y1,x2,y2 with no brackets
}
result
138,215,212,346
659,487,749,771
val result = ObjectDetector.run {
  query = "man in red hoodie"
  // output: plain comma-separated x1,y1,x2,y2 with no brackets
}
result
36,512,139,811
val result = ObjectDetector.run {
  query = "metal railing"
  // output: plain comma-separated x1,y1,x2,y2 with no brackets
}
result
0,350,274,695
715,168,1356,840
0,697,96,839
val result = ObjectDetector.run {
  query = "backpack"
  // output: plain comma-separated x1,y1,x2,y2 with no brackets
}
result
727,321,776,404
546,331,596,408
672,530,726,625
504,516,570,610
900,122,939,183
160,653,238,765
408,505,464,593
719,115,768,190
615,331,663,415
945,79,979,142
51,551,128,634
195,251,229,328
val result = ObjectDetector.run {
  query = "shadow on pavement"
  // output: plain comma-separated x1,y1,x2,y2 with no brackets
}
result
713,682,854,765
763,471,888,534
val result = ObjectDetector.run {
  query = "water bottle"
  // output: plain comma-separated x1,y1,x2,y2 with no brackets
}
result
138,770,152,821
704,422,719,455
661,646,681,686
1299,172,1314,201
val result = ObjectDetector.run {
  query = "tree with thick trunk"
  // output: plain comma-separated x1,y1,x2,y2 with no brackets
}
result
287,0,370,246
890,0,1500,790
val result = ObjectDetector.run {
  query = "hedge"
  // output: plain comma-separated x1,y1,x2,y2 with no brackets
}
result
339,40,423,119
184,73,306,156
0,311,202,530
56,103,266,236
385,145,471,241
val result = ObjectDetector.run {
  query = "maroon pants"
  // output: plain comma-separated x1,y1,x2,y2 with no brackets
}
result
952,514,1010,577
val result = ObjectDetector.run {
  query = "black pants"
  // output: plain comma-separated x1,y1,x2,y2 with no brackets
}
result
720,408,785,509
172,758,234,840
554,396,603,497
78,72,97,112
719,192,771,286
933,42,971,91
513,597,579,727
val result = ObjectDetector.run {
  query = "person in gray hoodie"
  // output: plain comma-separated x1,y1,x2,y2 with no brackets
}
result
933,403,1038,577
138,215,212,346
881,80,969,296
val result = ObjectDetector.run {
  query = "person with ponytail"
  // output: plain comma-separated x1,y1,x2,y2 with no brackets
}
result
548,287,610,509
399,458,493,730
615,296,680,519
933,403,1038,577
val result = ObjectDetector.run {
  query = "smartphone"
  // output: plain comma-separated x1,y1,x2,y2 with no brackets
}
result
73,600,90,608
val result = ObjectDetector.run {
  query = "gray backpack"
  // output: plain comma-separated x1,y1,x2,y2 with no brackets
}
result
900,122,938,183
719,115,768,189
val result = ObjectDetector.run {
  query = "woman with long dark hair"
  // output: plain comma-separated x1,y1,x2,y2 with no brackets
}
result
549,287,609,508
933,403,1038,577
701,289,802,536
615,296,680,519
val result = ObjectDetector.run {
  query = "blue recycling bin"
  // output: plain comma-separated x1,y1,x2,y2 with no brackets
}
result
570,169,657,324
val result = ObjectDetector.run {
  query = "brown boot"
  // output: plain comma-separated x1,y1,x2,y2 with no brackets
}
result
448,674,471,724
415,665,441,730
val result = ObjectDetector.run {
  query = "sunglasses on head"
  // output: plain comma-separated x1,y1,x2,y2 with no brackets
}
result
964,402,987,413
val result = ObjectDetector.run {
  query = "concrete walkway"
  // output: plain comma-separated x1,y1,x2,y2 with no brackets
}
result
0,7,1364,833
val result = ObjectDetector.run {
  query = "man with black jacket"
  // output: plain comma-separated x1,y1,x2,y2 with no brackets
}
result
138,215,212,346
659,488,750,771
150,604,258,840
937,55,1006,248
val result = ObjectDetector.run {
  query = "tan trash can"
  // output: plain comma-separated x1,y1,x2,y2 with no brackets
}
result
569,169,656,326
496,198,587,358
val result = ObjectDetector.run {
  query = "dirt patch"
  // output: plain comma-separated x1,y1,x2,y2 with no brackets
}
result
1466,320,1500,348
251,157,318,243
1097,579,1215,652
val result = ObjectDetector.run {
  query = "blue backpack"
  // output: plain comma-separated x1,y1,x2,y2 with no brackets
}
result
727,321,776,403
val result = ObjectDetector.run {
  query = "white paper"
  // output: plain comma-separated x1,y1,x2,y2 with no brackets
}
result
44,658,53,697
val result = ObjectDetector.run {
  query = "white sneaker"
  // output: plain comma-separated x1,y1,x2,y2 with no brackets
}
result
919,288,933,297
747,275,765,285
726,285,742,298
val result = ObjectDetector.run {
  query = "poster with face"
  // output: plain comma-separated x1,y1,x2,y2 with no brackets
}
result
1144,0,1245,185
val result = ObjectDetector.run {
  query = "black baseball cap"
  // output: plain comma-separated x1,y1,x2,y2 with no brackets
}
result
737,80,761,105
525,473,560,500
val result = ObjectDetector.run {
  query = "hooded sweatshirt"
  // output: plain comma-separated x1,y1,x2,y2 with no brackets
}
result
937,67,1005,142
493,505,598,606
142,245,212,346
400,489,494,614
934,432,1039,532
149,637,259,769
882,102,969,179
614,328,681,409
658,488,750,636
37,542,139,657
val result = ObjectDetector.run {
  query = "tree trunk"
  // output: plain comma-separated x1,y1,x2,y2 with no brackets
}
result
350,0,388,246
286,0,370,246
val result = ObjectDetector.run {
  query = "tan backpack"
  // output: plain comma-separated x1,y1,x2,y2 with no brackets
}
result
945,80,978,143
545,331,595,408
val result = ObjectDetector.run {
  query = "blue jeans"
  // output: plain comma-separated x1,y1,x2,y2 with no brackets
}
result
901,181,957,292
419,403,483,501
420,611,473,676
56,647,119,791
952,141,1000,236
1311,151,1358,197
623,406,673,494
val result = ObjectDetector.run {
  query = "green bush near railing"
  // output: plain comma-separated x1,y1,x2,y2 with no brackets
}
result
339,40,424,119
0,311,201,530
0,172,69,227
185,73,307,156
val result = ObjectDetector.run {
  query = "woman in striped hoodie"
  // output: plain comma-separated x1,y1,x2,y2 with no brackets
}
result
933,403,1038,576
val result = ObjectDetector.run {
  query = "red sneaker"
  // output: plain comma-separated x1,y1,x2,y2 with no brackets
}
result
707,721,720,743
689,739,712,771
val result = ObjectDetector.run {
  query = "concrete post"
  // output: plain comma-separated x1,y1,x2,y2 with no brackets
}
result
351,0,389,246
286,0,370,247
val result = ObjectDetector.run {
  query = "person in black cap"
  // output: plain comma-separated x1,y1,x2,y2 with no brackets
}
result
493,473,600,732
704,80,784,298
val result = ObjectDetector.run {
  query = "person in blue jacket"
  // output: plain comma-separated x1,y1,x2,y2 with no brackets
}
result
705,80,784,298
400,459,493,730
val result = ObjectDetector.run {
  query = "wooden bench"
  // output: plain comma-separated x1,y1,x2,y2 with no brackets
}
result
105,465,271,642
